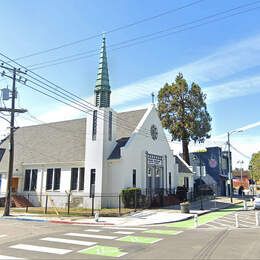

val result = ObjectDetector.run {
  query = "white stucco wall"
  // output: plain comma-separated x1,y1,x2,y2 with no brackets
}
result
84,107,117,208
106,105,178,207
18,163,85,207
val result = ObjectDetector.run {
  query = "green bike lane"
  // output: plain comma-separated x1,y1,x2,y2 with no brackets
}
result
164,203,243,229
80,204,244,258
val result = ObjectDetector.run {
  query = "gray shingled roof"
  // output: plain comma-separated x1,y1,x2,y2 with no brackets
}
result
0,118,86,172
116,109,147,139
108,137,130,160
0,109,147,172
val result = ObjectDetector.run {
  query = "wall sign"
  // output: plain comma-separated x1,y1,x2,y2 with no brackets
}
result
147,153,163,166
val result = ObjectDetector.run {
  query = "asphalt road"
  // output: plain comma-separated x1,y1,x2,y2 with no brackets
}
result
0,210,260,259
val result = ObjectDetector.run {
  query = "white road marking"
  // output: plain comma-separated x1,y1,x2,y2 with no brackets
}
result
213,221,232,227
84,229,101,232
0,255,24,260
65,233,118,240
0,235,7,238
215,219,235,225
10,244,72,255
41,237,97,246
103,227,147,231
237,220,256,225
114,231,135,235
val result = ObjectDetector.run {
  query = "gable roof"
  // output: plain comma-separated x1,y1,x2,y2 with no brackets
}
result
0,108,147,171
174,155,193,174
116,109,147,139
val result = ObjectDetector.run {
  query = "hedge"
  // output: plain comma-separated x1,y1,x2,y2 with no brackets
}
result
121,188,142,208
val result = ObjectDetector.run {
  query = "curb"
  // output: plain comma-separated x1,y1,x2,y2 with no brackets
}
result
0,216,114,226
50,220,114,225
1,216,48,223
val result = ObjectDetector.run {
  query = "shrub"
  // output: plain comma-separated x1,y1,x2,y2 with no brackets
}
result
121,188,141,208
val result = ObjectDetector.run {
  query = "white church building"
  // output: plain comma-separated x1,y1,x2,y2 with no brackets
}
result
0,38,194,208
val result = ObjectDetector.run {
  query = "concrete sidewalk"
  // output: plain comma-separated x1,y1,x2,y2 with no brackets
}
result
0,196,243,226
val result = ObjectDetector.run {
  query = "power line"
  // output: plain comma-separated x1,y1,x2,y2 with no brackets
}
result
14,0,205,61
0,58,166,140
230,144,251,159
28,1,260,70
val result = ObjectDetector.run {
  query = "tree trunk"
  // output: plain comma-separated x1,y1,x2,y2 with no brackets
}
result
182,139,190,165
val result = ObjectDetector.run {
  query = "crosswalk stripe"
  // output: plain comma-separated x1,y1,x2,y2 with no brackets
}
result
65,233,118,240
41,237,97,246
103,227,147,231
10,244,72,255
85,229,101,232
214,219,234,225
114,231,135,235
0,255,24,260
212,221,230,227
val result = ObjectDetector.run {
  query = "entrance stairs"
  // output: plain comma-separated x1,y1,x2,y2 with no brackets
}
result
11,195,33,208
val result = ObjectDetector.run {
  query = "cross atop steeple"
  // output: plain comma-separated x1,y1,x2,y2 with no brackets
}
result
94,36,111,108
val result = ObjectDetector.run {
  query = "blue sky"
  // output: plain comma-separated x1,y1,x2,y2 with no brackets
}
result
0,0,259,168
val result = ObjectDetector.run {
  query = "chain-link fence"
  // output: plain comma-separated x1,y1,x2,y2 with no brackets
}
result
0,186,220,216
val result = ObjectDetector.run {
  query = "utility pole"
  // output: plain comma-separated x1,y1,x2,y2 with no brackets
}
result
227,132,233,203
0,64,27,216
227,129,243,203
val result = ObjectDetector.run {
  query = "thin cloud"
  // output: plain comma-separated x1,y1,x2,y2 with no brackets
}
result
109,33,260,107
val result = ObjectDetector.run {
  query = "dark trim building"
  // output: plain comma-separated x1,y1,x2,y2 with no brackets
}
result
189,146,230,196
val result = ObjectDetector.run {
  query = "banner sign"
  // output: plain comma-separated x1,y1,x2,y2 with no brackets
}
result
147,153,163,166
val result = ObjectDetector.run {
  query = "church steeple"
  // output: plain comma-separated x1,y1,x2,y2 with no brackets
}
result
94,36,111,108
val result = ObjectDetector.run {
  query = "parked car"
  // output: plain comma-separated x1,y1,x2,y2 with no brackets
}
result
253,194,260,210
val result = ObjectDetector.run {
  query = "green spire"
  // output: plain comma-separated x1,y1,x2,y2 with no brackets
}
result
94,36,111,108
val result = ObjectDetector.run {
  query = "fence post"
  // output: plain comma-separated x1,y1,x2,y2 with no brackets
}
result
118,195,121,216
26,193,29,213
134,189,137,212
91,195,94,216
235,213,239,228
243,200,248,211
44,195,48,214
67,193,71,215
194,214,198,228
255,211,259,226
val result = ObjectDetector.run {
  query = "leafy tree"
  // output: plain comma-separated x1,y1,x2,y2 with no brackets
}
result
157,73,212,165
249,151,260,181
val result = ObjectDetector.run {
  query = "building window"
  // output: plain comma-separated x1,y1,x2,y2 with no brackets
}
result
70,168,78,191
46,169,53,190
31,169,38,191
133,169,136,187
92,110,97,141
108,111,112,141
90,169,96,197
53,168,61,190
24,169,38,191
24,170,31,191
79,168,85,191
46,168,61,191
184,177,189,189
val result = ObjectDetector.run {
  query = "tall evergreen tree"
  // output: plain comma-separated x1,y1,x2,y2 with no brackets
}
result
249,151,260,181
157,73,212,164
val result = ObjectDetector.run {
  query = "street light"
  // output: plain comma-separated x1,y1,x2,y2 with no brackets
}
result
193,154,204,210
237,160,244,183
227,129,243,203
